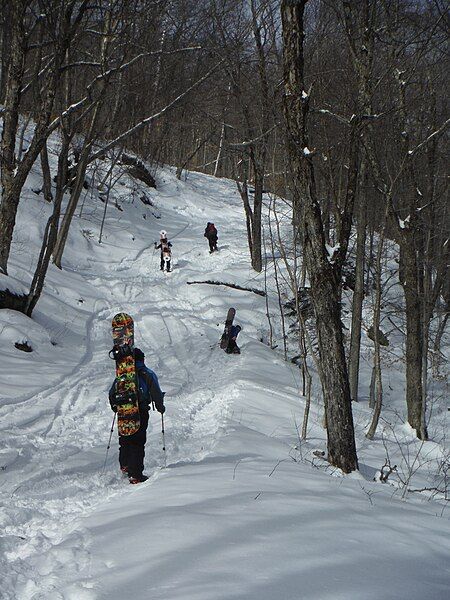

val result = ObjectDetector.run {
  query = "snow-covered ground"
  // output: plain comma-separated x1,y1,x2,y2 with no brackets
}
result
1,140,449,600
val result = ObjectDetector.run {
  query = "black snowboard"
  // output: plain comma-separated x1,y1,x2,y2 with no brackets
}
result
220,307,236,349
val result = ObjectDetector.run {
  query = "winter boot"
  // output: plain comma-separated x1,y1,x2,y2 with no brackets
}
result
129,474,149,484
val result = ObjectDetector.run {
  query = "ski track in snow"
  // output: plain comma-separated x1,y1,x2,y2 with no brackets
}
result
1,185,245,599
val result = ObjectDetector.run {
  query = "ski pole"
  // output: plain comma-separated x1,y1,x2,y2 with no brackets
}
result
102,413,116,473
161,413,167,467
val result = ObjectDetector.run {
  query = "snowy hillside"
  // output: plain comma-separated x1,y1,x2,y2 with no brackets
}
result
1,144,449,600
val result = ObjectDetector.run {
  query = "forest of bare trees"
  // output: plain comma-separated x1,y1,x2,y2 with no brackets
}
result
0,0,448,473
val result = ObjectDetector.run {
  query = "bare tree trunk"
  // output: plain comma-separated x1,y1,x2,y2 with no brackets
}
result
366,228,374,290
24,134,69,315
142,19,167,153
432,312,448,375
349,180,367,401
251,163,263,272
271,194,314,435
0,0,11,103
281,0,358,473
17,114,32,161
366,230,385,439
0,0,27,274
369,366,376,409
268,197,288,359
98,169,113,245
176,137,209,180
400,240,426,438
214,84,231,177
262,226,273,348
0,1,88,275
52,2,117,268
301,368,312,439
343,0,376,402
98,150,123,244
214,120,226,178
40,141,53,203
53,121,98,269
236,157,254,259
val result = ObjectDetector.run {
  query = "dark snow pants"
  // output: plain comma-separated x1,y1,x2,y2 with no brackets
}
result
207,235,218,252
225,339,240,354
119,410,149,478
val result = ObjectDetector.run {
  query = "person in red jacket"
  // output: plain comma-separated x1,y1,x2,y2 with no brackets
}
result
204,222,218,253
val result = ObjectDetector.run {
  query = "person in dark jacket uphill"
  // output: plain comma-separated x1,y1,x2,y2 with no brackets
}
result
204,222,218,253
109,348,165,484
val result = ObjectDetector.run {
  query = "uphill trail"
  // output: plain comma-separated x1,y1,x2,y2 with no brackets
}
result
0,208,241,599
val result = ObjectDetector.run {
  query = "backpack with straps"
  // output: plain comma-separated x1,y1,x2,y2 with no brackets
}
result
137,367,152,409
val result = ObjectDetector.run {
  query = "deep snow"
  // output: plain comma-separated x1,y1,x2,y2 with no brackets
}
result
0,139,449,600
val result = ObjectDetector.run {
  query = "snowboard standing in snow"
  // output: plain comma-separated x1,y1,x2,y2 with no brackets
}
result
225,324,242,354
220,307,236,349
110,313,140,436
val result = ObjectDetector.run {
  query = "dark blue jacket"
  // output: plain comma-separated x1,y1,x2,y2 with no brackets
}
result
230,325,241,340
109,359,165,412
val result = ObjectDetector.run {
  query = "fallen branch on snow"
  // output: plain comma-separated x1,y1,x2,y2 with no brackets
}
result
186,280,266,297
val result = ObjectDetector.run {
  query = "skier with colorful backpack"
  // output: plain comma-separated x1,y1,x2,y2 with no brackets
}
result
155,230,173,272
109,347,165,484
204,222,218,253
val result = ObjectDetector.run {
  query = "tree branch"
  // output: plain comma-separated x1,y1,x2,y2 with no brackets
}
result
87,60,224,163
186,280,266,296
408,117,450,157
46,47,206,136
227,123,279,148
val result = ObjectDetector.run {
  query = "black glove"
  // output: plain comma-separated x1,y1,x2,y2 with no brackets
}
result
109,395,118,412
157,405,165,414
